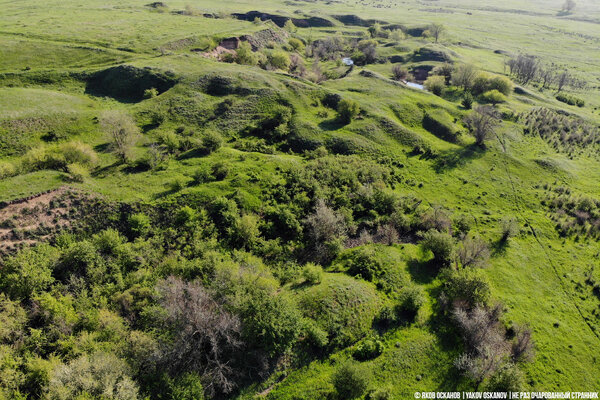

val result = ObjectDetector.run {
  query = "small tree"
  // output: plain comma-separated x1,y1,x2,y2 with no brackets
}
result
391,65,411,81
427,23,446,43
562,0,576,13
100,111,139,163
451,64,478,91
424,75,446,96
464,106,500,148
337,99,360,124
462,92,474,109
458,234,490,268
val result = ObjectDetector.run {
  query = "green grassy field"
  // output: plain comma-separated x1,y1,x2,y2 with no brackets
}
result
1,0,600,398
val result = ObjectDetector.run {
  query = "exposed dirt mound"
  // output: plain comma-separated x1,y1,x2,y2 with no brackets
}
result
243,29,289,50
85,65,177,102
231,11,334,28
0,188,89,255
332,14,387,27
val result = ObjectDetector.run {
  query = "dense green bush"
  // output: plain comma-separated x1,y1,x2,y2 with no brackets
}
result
556,93,585,107
333,361,371,399
440,267,491,308
353,336,384,360
302,263,324,284
481,89,507,105
424,75,446,96
396,285,425,318
420,229,455,267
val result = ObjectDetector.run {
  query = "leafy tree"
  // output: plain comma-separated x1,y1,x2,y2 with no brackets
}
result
337,99,360,124
427,23,446,43
464,106,500,148
100,111,139,163
451,64,478,91
47,352,140,400
462,92,474,109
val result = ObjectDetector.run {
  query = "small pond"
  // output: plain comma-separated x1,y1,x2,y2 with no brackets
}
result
405,81,425,90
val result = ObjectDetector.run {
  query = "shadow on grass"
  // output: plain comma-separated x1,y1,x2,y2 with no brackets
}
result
433,143,485,173
91,161,122,178
178,147,210,160
407,258,440,285
318,118,346,131
93,143,111,153
491,237,509,256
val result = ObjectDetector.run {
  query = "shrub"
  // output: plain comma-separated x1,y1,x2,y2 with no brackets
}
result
58,141,98,167
166,373,205,400
353,336,384,360
421,229,455,267
500,217,519,241
143,87,159,99
268,50,291,70
302,263,323,284
65,163,89,183
288,38,304,52
0,244,59,299
0,162,17,179
192,165,213,184
424,75,446,96
210,162,230,181
486,363,525,391
391,65,411,81
48,352,139,400
157,131,180,154
202,130,223,153
556,93,585,107
396,285,425,318
457,234,490,268
333,361,371,399
488,76,513,96
240,291,302,358
235,42,258,66
128,213,151,238
481,89,507,105
337,99,360,124
369,387,392,400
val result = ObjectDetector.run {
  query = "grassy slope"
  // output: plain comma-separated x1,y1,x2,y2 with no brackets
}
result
1,0,600,394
